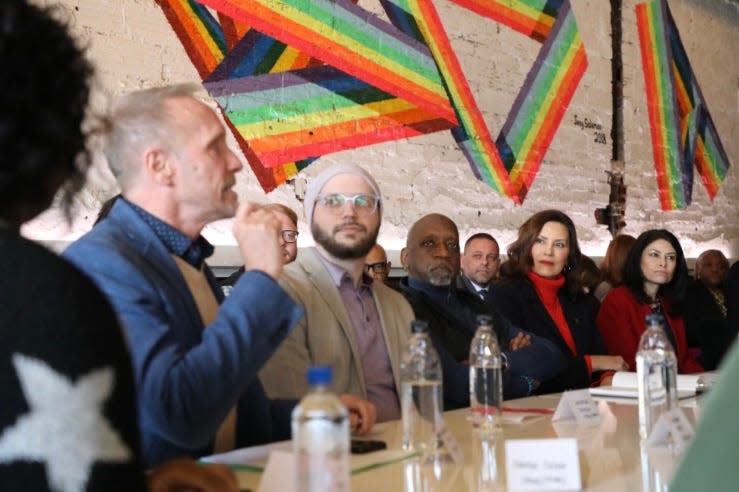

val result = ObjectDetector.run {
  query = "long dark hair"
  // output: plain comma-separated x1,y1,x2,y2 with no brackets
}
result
622,229,689,309
505,209,583,295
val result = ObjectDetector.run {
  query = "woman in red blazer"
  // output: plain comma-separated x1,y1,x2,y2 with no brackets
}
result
596,229,704,373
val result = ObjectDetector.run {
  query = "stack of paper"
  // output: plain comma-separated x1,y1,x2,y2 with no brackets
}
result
589,371,717,400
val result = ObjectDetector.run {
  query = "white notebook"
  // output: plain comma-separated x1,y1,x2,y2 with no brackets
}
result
589,371,717,400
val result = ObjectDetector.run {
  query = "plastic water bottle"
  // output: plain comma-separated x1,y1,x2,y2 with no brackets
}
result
292,366,349,492
636,313,678,440
469,314,503,431
400,320,444,455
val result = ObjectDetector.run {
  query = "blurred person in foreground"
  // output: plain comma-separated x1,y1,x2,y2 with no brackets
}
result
0,1,237,490
670,340,739,492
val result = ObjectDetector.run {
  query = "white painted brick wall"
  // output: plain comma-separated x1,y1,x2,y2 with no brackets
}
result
25,0,738,262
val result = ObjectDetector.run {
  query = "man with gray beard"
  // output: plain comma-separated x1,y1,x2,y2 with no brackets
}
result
399,214,567,407
259,164,413,423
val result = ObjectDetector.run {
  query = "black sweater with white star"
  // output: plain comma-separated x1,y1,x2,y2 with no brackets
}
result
0,229,146,491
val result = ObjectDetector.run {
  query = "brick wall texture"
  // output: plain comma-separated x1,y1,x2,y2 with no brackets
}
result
26,0,738,261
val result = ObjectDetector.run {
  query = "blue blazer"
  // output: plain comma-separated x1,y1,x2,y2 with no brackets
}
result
63,200,303,467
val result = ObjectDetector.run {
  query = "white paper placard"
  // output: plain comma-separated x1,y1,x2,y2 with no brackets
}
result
505,438,582,491
257,450,295,492
646,407,695,449
552,389,601,426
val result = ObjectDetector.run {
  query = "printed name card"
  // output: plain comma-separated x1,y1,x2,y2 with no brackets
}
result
505,438,582,491
552,389,601,426
646,407,695,449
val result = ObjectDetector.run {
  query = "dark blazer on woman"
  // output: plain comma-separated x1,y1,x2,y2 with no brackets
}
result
489,276,607,394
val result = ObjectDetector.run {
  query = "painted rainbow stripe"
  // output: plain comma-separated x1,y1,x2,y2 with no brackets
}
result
205,65,453,167
383,0,586,203
449,0,557,41
200,0,457,124
157,0,304,190
157,0,455,192
636,0,730,210
157,0,587,200
156,0,226,77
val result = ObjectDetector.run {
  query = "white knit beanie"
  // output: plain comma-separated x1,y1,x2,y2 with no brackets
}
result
303,164,382,225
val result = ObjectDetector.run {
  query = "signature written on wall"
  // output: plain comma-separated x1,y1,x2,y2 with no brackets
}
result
573,114,607,145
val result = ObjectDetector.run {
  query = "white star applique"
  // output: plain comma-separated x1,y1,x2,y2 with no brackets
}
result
0,354,132,492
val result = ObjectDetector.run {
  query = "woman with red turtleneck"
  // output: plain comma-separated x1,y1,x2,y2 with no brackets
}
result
490,210,628,394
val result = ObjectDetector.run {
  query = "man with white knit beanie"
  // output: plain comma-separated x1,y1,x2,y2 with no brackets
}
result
259,164,414,423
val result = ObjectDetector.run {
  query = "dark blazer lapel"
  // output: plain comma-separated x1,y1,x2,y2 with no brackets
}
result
522,279,573,353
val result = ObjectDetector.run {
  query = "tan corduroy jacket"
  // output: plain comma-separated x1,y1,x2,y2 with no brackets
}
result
259,247,413,400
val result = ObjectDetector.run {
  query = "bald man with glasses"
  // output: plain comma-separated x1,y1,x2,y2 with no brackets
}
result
259,164,413,423
365,244,391,283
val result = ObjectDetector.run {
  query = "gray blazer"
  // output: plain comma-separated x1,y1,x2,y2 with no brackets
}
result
259,248,414,400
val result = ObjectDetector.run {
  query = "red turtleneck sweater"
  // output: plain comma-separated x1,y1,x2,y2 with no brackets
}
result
527,272,593,375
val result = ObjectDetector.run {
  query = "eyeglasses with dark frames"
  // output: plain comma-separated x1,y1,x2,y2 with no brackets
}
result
316,193,380,215
365,261,389,273
281,230,299,243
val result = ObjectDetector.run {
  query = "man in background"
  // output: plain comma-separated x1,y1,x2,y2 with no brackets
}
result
365,243,391,283
221,203,299,293
459,232,501,299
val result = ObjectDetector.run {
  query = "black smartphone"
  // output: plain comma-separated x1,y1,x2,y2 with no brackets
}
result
350,439,387,454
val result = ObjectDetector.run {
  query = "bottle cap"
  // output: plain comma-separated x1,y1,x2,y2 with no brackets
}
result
475,314,493,327
411,319,429,334
645,313,665,327
307,365,332,386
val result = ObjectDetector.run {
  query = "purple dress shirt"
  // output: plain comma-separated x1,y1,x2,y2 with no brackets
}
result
317,254,401,422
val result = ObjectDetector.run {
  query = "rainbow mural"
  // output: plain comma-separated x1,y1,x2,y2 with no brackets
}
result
636,0,730,210
383,0,587,201
157,0,588,203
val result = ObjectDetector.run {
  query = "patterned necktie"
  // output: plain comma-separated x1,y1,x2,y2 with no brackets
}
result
478,288,488,300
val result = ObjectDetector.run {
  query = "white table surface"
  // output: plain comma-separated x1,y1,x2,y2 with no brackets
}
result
231,392,703,491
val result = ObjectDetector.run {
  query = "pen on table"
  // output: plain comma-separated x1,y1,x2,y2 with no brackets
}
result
502,406,555,415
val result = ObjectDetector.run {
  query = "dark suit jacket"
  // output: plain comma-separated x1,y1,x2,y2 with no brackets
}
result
490,276,607,393
684,279,732,370
456,274,481,297
64,200,303,466
398,279,565,406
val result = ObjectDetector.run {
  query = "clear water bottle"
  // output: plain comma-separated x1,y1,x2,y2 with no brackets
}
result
469,314,503,431
292,365,349,492
400,320,444,455
636,313,678,440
